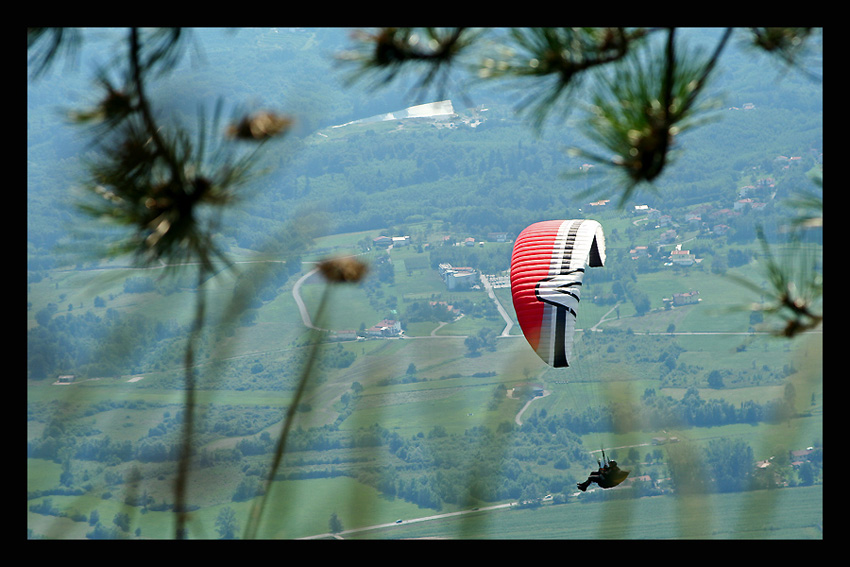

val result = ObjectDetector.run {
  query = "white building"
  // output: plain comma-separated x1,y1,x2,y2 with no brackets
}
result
366,319,402,337
438,263,478,290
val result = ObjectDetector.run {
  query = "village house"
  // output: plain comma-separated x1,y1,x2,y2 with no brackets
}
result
672,291,700,306
756,177,776,190
662,291,700,309
734,198,755,211
373,235,392,248
429,301,461,318
710,208,739,220
775,155,804,170
790,448,817,467
629,245,649,259
373,235,410,248
669,249,695,266
623,474,654,488
366,319,402,337
510,383,545,399
737,184,757,197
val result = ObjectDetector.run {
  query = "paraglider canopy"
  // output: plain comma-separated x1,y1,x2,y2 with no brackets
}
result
510,219,606,367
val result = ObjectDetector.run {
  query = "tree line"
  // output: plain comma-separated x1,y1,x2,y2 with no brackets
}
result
28,379,814,515
556,386,797,435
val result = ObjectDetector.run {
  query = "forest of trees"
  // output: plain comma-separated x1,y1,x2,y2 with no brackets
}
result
26,29,822,267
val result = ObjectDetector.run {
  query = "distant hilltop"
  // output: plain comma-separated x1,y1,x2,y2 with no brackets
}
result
332,100,456,129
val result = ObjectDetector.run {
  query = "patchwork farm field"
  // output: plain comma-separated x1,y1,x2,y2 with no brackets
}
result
28,215,822,539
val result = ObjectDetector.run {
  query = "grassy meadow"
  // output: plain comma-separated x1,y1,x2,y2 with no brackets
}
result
351,484,824,539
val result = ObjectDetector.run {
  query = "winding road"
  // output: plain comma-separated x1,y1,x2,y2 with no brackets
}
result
292,267,324,331
514,389,551,426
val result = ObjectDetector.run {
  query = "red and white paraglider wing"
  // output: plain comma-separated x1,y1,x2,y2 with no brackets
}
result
510,219,606,367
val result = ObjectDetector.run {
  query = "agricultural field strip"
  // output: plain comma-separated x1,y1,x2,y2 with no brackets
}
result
354,378,507,410
46,250,819,343
291,259,797,339
298,502,513,539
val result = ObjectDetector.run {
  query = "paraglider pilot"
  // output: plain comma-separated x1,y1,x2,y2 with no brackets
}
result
576,450,629,492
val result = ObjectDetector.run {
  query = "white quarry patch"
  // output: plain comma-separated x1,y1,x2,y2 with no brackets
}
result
333,100,455,128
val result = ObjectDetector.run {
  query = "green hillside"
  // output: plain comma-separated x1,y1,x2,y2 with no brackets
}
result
28,28,821,539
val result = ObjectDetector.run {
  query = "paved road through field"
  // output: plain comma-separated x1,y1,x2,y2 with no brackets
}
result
298,502,515,539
